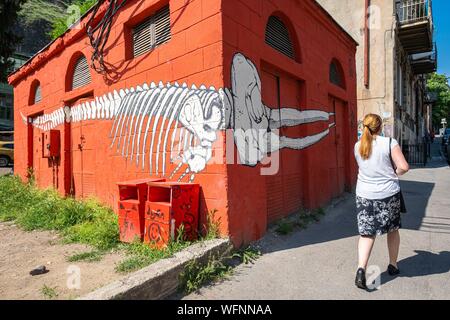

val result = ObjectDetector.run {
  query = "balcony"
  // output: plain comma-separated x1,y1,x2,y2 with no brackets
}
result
410,43,437,74
397,0,433,54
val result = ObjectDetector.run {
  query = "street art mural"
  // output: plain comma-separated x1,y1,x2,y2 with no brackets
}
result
228,53,335,166
22,53,336,181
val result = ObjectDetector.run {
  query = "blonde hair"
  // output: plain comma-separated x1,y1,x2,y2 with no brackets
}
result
359,114,382,160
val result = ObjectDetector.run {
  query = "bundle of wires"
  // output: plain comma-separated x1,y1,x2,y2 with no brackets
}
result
86,0,127,72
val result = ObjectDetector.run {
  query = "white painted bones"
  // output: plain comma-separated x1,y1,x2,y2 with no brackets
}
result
23,53,335,181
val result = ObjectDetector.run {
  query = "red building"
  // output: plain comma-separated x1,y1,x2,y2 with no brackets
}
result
9,0,358,246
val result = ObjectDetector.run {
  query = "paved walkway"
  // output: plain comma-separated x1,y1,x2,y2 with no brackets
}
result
183,142,450,300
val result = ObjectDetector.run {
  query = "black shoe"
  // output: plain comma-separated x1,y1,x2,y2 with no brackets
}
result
355,268,367,290
387,264,400,276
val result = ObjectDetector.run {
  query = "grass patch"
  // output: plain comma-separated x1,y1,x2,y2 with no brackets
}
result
0,175,225,275
0,175,119,251
275,219,295,235
275,207,327,235
179,255,233,294
67,250,104,263
202,209,221,241
232,246,261,265
41,285,58,299
115,226,191,273
178,245,262,294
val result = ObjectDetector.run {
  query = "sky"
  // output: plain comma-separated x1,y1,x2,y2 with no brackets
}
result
434,0,450,78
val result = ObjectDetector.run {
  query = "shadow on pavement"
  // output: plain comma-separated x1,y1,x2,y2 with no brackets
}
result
380,250,450,285
400,180,434,231
258,179,434,254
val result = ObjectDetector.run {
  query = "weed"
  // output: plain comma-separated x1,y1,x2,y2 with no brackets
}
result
115,225,190,273
275,219,294,235
26,167,35,186
0,175,119,251
298,206,308,217
315,207,326,216
202,209,221,240
311,207,325,222
41,285,58,299
179,255,232,294
232,246,261,265
67,250,103,263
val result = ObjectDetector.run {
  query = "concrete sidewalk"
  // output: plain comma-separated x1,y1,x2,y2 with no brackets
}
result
182,146,450,300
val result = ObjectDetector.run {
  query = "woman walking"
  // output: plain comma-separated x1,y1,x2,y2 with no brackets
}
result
354,114,409,290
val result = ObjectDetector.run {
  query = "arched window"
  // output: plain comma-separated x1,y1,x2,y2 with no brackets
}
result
71,55,91,90
29,80,42,105
265,15,296,60
330,59,345,89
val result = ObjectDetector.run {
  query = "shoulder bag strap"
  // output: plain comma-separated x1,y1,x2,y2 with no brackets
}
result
389,138,397,172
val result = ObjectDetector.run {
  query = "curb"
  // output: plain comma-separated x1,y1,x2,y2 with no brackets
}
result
78,238,232,300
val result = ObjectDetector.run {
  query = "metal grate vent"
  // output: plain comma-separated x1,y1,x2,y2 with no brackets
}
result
34,85,42,104
265,16,295,60
72,55,91,90
133,5,171,57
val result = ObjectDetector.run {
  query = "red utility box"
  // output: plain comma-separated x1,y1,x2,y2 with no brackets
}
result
117,178,165,243
42,130,60,158
144,182,200,248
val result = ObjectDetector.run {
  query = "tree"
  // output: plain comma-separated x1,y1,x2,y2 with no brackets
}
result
426,73,450,129
0,0,27,82
19,0,97,40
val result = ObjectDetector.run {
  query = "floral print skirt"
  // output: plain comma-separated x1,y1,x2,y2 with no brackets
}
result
356,192,402,236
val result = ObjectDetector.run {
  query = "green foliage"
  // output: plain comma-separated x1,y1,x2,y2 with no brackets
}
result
115,226,191,273
26,167,36,186
19,0,97,40
275,219,294,235
427,73,450,128
41,285,58,299
67,250,103,263
0,0,27,82
232,246,261,265
202,209,221,240
49,0,97,39
179,255,232,294
275,207,326,235
0,175,119,250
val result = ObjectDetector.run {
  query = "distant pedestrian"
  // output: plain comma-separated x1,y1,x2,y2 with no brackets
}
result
353,114,410,290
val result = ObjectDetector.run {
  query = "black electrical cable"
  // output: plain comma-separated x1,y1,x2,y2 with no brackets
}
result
86,0,128,72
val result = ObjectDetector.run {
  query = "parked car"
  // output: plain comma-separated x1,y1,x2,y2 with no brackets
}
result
0,141,14,167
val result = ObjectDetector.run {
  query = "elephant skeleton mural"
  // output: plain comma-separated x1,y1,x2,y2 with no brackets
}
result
23,53,335,182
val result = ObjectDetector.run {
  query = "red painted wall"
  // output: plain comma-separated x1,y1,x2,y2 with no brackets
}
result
221,0,358,246
9,0,357,247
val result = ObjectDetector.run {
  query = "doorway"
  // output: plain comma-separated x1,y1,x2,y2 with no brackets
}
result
66,98,96,198
329,96,349,196
261,66,307,224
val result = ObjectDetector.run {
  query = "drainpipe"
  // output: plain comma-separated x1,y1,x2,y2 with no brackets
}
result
364,0,370,88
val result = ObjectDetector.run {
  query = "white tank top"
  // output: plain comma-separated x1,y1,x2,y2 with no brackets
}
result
354,136,401,200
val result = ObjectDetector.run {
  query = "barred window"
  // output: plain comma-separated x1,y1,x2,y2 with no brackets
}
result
71,55,91,90
34,84,42,104
265,15,295,60
133,5,171,57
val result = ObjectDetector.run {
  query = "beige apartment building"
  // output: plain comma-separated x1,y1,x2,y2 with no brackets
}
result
317,0,436,145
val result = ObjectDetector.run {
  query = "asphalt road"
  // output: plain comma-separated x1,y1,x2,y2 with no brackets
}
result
182,145,450,300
